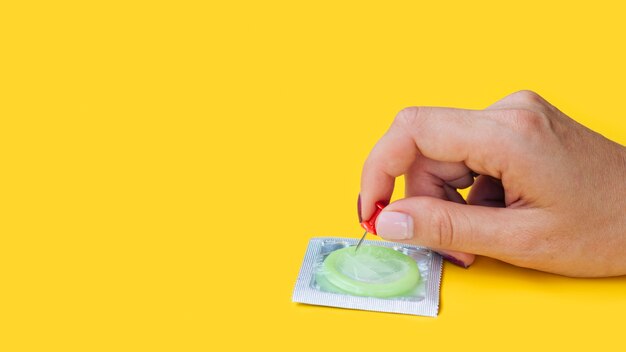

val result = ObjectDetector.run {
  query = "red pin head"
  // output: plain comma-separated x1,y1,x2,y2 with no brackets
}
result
360,201,387,235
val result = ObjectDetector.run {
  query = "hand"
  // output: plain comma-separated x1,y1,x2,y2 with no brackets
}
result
358,90,626,277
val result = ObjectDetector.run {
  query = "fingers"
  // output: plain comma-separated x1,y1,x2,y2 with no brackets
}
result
357,90,557,266
435,249,475,268
374,196,533,259
404,157,476,266
467,175,505,207
404,156,472,200
360,106,511,220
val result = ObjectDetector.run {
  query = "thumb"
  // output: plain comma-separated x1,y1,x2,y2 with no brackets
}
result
375,196,529,259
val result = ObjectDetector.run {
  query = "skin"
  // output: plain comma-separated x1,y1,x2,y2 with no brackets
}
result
359,90,626,277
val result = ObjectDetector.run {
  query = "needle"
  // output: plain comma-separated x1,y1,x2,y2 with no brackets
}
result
355,201,387,253
354,230,368,252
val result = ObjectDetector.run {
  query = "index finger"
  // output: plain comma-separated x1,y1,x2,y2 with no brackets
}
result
360,106,510,220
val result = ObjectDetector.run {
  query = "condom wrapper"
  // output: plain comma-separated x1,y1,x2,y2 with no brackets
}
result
292,237,443,317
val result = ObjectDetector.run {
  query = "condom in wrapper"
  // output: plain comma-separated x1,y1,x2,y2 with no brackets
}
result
292,237,443,317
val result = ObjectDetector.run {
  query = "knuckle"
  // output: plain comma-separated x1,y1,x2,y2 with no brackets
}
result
510,90,544,105
505,108,551,136
393,106,428,130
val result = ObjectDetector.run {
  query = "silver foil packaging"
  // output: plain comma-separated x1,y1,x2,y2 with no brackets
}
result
292,237,443,317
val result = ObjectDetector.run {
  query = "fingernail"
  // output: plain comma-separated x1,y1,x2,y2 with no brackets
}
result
440,254,470,269
357,194,362,223
376,211,413,240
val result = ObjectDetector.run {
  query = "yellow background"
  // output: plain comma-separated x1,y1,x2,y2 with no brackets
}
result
1,1,625,351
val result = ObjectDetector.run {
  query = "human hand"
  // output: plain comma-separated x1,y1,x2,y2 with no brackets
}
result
358,91,626,277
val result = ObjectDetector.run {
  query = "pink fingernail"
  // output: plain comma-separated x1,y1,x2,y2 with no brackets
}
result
375,212,414,240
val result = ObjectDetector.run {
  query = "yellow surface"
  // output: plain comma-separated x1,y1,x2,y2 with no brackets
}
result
1,1,625,351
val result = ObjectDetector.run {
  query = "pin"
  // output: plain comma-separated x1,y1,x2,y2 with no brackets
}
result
355,229,368,252
355,201,387,252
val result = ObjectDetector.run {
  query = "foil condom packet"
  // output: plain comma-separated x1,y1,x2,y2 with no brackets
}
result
292,237,443,317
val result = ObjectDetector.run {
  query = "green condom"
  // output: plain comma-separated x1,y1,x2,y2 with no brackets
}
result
315,245,420,298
